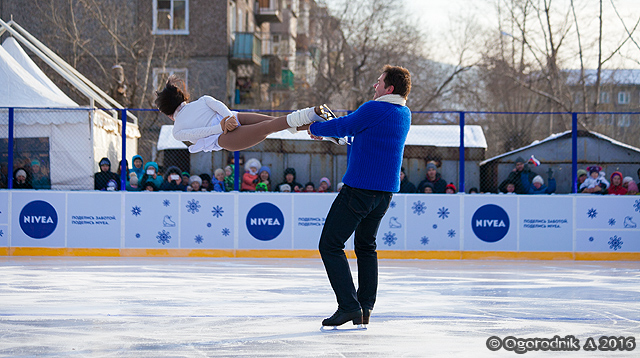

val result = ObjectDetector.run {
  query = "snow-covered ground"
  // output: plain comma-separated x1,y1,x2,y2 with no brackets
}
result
1,258,639,357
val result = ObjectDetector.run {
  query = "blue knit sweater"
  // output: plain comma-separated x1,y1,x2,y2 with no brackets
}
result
310,101,411,192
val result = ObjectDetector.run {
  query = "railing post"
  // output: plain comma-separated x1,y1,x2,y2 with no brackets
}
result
234,150,240,191
8,107,14,189
121,109,127,191
459,111,465,194
572,112,578,193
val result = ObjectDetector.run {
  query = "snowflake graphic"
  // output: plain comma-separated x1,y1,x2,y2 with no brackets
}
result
447,229,456,238
412,201,426,215
135,233,140,238
194,235,204,244
437,207,450,219
382,232,397,246
608,218,616,226
588,236,594,242
207,223,212,228
608,235,623,251
186,199,201,214
432,224,438,229
131,205,142,217
0,229,3,238
156,230,171,245
212,205,224,218
587,208,598,219
634,200,640,213
420,236,429,245
221,228,231,236
163,199,171,207
390,201,397,209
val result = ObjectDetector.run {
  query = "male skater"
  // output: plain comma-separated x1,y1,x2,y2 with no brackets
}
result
308,65,412,327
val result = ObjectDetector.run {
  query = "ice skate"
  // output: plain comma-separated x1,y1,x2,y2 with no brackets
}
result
315,104,349,146
320,309,366,331
362,308,371,325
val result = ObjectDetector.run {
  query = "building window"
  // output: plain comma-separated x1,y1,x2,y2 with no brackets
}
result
600,91,609,104
153,0,189,35
153,68,188,91
617,113,631,127
618,91,630,104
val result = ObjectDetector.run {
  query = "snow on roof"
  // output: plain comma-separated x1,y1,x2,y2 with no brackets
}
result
157,125,188,151
157,124,487,151
0,43,77,108
265,125,488,148
565,69,640,86
480,130,640,166
2,37,77,107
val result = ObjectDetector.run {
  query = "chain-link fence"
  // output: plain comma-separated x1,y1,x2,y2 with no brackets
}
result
3,107,640,194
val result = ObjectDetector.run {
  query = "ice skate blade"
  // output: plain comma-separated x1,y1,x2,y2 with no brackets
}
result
323,137,349,146
320,324,367,332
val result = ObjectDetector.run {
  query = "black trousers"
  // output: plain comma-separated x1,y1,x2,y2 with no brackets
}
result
318,185,392,312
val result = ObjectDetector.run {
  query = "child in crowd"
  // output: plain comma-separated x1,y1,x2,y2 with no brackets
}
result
200,173,212,191
127,173,140,191
422,182,434,193
242,158,261,191
279,184,292,192
304,182,315,192
607,172,627,195
318,177,331,192
212,168,226,192
224,165,235,191
258,166,271,191
580,166,609,193
187,175,205,192
445,183,457,194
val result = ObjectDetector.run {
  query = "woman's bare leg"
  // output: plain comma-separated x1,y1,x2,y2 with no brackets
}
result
236,113,278,125
218,115,294,151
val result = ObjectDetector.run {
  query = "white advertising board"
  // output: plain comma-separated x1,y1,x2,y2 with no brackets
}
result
179,193,235,249
124,192,181,248
463,195,517,251
67,192,121,248
11,191,66,247
518,196,573,252
237,193,292,249
404,194,462,251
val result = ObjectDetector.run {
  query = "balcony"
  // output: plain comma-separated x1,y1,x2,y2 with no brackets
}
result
261,55,282,84
231,33,262,66
255,0,282,24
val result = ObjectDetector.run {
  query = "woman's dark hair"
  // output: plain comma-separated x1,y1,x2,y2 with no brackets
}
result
155,75,190,116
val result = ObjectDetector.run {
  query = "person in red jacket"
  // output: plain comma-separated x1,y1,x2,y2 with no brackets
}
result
607,171,628,195
241,158,261,191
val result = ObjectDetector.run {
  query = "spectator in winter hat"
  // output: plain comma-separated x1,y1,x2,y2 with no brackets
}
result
212,168,226,192
160,166,187,191
276,167,303,192
279,183,292,192
200,173,212,191
318,177,331,192
223,165,235,192
445,183,457,194
499,156,536,194
181,172,190,186
577,169,588,193
417,162,447,193
30,159,50,189
607,172,627,195
139,162,163,189
399,167,416,193
94,157,120,191
580,165,608,194
258,166,272,191
144,182,157,192
131,155,145,179
626,180,639,195
336,182,344,192
126,172,140,191
242,158,261,191
304,181,315,192
422,181,435,193
187,175,205,192
13,168,33,189
521,169,556,194
256,182,269,192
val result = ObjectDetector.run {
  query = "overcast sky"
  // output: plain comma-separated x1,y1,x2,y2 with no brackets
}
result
324,0,640,69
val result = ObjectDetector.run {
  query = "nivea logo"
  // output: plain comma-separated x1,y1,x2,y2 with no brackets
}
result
246,202,284,241
471,204,510,243
19,200,58,239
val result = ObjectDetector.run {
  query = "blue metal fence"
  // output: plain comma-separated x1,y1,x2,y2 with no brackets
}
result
2,107,640,193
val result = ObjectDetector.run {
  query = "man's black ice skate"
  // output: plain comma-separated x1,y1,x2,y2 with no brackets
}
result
362,308,371,325
321,309,365,330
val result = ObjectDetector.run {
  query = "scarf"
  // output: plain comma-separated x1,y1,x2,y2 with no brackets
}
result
375,94,406,106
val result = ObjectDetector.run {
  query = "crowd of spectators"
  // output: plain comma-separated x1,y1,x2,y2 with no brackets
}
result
4,155,640,196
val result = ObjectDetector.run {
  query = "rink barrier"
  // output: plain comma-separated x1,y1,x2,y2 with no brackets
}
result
1,191,640,260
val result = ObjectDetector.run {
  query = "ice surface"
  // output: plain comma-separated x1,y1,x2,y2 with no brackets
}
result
0,258,639,357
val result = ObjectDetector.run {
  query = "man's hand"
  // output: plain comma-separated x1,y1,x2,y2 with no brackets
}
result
306,127,323,141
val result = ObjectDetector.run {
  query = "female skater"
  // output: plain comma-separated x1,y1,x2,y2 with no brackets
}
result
155,76,324,153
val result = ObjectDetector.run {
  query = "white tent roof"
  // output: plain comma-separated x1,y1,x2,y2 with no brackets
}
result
156,124,487,150
2,37,77,107
0,42,77,108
